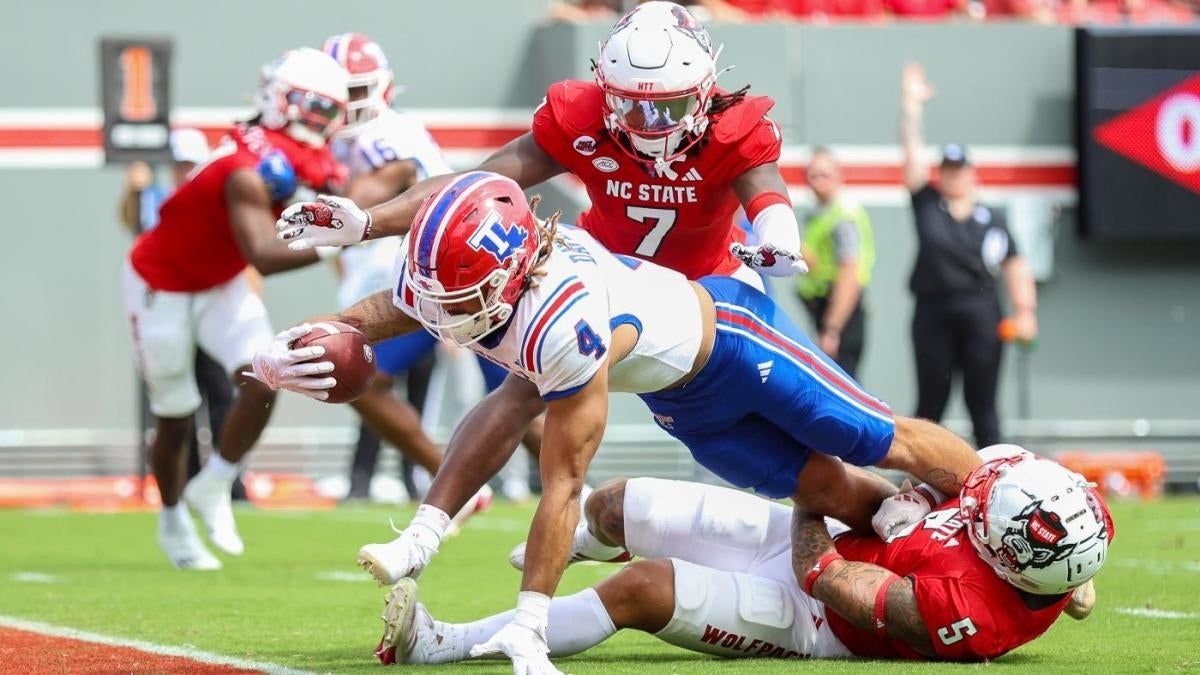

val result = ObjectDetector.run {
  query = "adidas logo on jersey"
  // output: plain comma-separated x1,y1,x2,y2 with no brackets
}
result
681,167,703,182
757,360,774,383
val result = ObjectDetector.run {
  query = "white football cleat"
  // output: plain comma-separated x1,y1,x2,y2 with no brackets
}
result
445,485,494,538
183,471,244,556
375,578,455,665
158,515,222,571
358,538,417,587
508,526,631,571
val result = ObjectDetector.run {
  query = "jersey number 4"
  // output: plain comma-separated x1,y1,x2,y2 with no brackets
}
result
627,206,677,257
575,320,606,359
937,618,978,645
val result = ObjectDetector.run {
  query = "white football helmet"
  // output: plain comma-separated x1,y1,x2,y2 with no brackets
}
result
959,454,1115,596
255,47,349,147
596,1,722,165
322,33,397,134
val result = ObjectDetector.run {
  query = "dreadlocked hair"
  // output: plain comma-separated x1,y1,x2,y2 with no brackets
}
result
688,85,751,157
708,85,751,116
525,194,562,290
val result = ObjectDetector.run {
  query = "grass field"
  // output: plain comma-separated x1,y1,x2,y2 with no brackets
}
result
2,497,1198,673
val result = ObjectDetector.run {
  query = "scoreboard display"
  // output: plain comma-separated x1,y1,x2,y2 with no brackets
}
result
1076,27,1200,240
99,37,173,164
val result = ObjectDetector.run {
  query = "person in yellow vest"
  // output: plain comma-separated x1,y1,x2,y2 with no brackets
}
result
797,147,875,379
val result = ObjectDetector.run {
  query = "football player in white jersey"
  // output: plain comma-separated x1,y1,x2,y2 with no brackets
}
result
250,172,982,675
323,34,541,504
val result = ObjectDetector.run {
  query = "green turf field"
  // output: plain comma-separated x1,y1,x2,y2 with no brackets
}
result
2,497,1198,673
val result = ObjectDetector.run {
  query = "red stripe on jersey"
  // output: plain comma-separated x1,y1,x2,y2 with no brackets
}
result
522,280,586,373
716,308,891,418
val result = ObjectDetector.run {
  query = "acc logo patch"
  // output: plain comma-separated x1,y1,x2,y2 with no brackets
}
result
592,157,619,173
363,345,375,364
573,135,598,156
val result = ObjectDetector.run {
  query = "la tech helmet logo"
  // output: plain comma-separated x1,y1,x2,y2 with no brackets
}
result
1093,74,1200,195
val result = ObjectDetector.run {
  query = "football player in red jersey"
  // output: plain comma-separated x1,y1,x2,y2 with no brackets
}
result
278,1,806,284
375,448,1112,666
123,47,349,569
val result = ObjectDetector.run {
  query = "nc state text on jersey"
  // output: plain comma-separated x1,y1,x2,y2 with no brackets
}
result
606,180,699,204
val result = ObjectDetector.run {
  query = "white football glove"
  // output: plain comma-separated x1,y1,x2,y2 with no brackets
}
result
276,195,372,251
244,324,336,400
730,242,809,277
470,593,561,675
871,481,941,540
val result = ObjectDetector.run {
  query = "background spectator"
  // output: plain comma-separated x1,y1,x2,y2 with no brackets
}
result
797,147,875,379
899,63,1038,449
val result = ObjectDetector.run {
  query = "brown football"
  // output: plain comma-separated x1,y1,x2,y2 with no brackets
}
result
291,321,376,404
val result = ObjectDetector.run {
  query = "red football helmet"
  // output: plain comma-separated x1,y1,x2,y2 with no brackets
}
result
404,172,539,345
322,33,397,132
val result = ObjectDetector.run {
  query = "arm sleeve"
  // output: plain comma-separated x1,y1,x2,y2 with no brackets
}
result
996,212,1019,259
831,219,861,262
525,292,610,401
533,315,609,400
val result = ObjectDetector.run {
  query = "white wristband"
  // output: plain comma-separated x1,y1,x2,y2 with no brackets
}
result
914,483,947,506
514,591,552,630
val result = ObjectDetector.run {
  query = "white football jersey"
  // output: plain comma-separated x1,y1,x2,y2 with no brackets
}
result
333,110,454,308
393,226,704,400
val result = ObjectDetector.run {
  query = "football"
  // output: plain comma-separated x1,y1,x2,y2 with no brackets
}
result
291,321,376,404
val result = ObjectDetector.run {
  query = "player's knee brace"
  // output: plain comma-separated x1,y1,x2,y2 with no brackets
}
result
623,477,771,561
656,559,799,659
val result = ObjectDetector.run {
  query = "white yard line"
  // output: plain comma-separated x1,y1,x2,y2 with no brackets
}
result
0,615,315,675
316,570,372,583
1116,607,1200,620
11,572,59,584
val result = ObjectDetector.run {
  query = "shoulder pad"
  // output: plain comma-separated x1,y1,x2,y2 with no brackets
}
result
546,80,606,136
710,95,776,145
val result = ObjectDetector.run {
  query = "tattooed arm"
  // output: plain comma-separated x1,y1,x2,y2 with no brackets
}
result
791,506,935,657
305,289,421,343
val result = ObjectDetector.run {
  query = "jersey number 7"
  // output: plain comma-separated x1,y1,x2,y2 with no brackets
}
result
627,206,677,257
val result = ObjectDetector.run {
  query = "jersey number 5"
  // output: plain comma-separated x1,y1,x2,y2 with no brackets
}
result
936,618,978,645
627,206,677,257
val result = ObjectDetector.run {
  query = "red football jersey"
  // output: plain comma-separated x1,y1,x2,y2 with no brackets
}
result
130,125,345,292
829,499,1072,661
531,80,782,280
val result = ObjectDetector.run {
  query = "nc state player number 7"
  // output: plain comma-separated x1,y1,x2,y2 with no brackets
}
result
627,206,677,257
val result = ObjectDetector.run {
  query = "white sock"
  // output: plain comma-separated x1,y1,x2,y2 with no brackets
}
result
427,588,616,663
204,455,239,482
159,504,191,533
